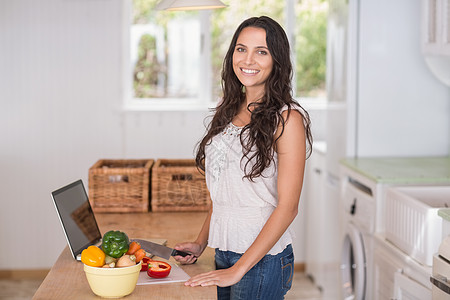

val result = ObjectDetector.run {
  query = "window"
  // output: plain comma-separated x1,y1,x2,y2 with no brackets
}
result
125,0,328,110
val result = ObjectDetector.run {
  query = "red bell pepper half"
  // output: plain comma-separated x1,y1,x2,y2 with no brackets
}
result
147,261,172,278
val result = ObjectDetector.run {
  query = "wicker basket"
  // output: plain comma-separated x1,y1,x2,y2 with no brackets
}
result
88,159,154,213
151,159,211,212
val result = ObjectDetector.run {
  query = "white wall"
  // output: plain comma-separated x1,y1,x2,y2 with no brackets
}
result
354,0,450,157
0,0,211,269
1,0,126,269
0,0,325,269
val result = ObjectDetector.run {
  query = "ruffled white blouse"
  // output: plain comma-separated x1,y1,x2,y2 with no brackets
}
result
204,106,296,255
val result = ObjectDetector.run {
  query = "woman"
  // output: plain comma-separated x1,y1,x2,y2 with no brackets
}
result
174,16,313,299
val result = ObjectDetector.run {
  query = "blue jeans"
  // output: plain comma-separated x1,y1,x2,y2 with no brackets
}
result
215,244,294,300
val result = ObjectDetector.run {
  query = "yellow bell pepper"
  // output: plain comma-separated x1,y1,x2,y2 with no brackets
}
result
81,245,106,267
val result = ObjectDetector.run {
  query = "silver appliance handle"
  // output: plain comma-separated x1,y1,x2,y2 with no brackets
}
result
430,274,450,294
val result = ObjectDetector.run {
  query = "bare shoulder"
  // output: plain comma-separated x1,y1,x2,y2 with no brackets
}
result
281,108,306,127
276,108,306,141
273,110,306,160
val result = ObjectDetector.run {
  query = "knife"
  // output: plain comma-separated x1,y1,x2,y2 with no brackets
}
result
132,239,194,260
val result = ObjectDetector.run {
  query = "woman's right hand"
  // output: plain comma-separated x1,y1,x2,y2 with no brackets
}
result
173,242,203,264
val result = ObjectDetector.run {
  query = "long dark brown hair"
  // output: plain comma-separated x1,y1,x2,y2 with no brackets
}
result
196,16,312,181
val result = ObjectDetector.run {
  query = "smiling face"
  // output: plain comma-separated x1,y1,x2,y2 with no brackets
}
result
232,26,273,96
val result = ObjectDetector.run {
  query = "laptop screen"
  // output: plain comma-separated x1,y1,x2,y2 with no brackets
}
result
51,180,102,260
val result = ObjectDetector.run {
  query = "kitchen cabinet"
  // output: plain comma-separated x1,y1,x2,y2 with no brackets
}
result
421,0,450,56
421,0,450,86
305,144,326,282
304,142,340,298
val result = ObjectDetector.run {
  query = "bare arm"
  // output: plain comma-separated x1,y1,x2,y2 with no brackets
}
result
195,206,213,251
186,110,307,286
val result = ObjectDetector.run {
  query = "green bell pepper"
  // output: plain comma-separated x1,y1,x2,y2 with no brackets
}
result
101,230,130,258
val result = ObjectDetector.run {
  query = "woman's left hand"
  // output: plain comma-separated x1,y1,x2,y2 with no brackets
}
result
184,267,243,287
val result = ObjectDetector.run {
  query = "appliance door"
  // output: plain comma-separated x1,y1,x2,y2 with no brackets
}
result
431,254,450,300
341,222,366,300
431,274,450,299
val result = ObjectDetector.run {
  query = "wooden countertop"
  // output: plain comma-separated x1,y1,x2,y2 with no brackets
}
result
33,212,216,299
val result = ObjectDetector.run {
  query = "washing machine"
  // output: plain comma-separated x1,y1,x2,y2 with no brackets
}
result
340,167,377,300
373,233,432,300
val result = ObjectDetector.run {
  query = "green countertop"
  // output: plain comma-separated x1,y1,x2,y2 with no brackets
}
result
438,208,450,222
340,156,450,184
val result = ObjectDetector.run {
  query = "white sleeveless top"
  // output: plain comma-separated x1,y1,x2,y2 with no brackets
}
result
204,105,297,255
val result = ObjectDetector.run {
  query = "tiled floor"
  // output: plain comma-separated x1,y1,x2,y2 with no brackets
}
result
286,272,323,299
0,271,322,299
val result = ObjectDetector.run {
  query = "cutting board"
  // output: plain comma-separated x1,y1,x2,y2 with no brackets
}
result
134,238,191,285
136,262,191,285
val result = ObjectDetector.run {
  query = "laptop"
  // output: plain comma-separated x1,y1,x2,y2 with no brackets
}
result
51,179,102,261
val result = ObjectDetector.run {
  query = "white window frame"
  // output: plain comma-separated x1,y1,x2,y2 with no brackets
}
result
122,0,325,112
122,1,214,111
